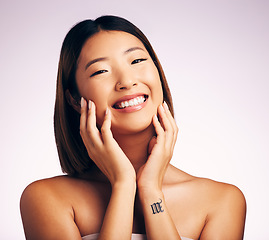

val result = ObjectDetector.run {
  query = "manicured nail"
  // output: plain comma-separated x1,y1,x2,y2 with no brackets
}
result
81,97,85,107
163,102,169,111
160,104,165,112
88,100,92,110
106,107,110,115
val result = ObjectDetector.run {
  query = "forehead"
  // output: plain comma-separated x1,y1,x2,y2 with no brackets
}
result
79,30,146,60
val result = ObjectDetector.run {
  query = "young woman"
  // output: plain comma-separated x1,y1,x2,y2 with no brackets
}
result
20,15,246,240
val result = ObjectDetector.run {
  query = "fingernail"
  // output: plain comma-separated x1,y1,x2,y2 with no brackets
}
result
88,100,92,110
160,104,165,112
81,97,85,107
106,107,110,115
163,102,169,111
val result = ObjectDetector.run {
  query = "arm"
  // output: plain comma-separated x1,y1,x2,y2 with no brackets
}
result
200,184,246,240
99,181,136,239
139,190,180,240
80,98,136,240
137,103,181,240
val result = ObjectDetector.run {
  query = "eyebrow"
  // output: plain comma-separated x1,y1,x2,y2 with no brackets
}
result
85,57,108,71
84,46,145,71
124,46,145,54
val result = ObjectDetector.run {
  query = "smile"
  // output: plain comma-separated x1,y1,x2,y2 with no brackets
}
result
113,95,148,109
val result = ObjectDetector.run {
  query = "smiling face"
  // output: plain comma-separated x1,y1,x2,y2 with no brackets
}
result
75,30,163,135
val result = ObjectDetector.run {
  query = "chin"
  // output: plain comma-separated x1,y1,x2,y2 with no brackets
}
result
111,116,154,136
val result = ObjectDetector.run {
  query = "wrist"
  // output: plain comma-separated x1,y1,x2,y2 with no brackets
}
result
138,185,164,202
110,167,136,187
138,188,166,217
137,179,162,195
112,178,137,195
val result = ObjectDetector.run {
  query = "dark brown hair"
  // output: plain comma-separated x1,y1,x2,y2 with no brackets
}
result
54,15,174,176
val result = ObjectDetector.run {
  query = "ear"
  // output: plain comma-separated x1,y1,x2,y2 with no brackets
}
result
65,89,81,113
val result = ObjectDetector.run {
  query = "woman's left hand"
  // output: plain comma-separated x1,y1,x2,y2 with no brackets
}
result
137,102,178,193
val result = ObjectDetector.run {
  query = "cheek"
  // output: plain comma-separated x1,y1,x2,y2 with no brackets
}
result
77,82,108,126
80,82,106,106
89,92,107,126
147,67,163,104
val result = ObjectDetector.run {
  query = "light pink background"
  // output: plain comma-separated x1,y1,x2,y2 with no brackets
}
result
1,0,268,239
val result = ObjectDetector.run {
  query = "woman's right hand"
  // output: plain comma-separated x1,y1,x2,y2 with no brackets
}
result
80,97,136,186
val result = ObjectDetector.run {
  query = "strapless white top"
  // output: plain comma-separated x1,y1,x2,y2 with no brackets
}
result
82,233,194,240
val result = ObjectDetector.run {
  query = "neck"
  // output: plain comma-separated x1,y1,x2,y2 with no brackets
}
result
113,124,155,173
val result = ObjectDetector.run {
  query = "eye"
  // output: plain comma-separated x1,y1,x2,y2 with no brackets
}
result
90,70,108,77
131,58,147,64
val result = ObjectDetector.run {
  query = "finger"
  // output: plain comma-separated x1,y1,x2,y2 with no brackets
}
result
163,102,178,148
163,102,178,134
157,104,173,131
152,114,165,145
80,97,88,137
157,105,173,146
101,108,114,144
86,100,102,147
80,98,97,157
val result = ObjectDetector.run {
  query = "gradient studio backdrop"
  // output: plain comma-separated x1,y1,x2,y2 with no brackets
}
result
1,0,268,239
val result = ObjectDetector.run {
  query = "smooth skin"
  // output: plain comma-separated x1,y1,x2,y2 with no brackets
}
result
20,31,246,240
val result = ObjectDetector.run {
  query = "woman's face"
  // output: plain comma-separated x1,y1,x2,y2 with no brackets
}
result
75,30,163,134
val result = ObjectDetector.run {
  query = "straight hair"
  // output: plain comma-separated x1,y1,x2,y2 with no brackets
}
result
54,15,174,176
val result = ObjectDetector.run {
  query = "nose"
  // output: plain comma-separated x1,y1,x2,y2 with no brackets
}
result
115,69,137,91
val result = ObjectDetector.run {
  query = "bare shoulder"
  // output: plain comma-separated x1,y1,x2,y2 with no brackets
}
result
20,176,100,240
21,176,69,210
166,164,246,206
190,176,246,204
20,175,86,207
20,175,104,217
165,165,246,239
194,177,246,240
21,175,105,200
21,175,69,195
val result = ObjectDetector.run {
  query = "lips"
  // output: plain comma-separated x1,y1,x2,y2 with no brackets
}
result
113,94,148,109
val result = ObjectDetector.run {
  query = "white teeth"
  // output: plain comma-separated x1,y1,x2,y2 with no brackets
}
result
129,99,134,106
118,96,145,109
